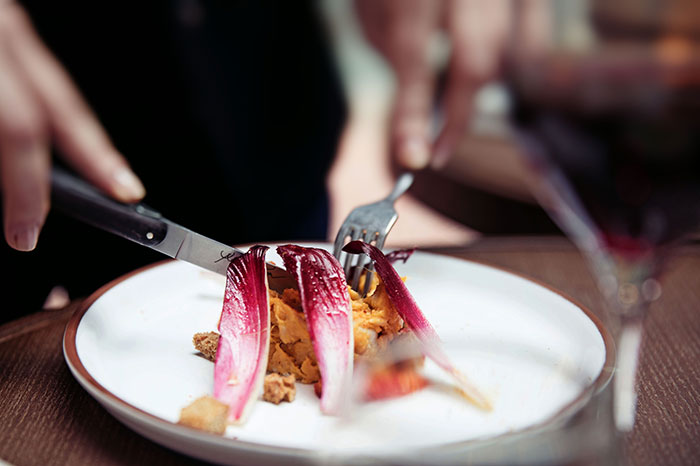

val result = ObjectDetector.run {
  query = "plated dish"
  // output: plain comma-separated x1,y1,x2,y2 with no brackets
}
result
63,243,613,465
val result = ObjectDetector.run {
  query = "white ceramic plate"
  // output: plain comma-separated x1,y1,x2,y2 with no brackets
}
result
64,243,613,465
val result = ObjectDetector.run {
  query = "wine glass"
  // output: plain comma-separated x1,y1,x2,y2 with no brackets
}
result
505,0,700,434
312,3,697,464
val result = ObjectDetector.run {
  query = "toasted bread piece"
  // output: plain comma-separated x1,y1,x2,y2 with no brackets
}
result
193,332,219,361
178,396,228,434
262,373,296,404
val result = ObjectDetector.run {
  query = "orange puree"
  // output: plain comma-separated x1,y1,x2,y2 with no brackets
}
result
267,276,405,384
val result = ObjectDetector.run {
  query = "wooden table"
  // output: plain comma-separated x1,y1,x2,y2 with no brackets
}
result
1,237,698,465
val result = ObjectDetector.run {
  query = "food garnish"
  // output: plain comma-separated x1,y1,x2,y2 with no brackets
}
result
178,396,229,434
364,358,430,401
385,248,416,264
192,332,218,361
262,373,296,404
343,240,491,411
213,245,271,423
277,245,354,415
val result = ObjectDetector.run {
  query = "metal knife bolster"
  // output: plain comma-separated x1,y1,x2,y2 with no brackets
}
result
150,222,237,276
152,224,297,292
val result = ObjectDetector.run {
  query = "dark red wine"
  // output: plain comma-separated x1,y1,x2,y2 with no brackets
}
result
509,56,700,257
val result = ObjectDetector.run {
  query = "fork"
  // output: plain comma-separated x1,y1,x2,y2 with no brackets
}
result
333,172,414,296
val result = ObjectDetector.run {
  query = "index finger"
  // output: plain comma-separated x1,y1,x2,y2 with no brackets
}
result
385,0,441,170
4,4,145,201
432,0,510,168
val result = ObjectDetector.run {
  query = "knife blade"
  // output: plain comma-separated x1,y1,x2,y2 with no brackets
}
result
51,167,297,292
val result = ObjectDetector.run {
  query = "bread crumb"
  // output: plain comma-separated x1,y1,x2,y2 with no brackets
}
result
193,332,219,361
178,396,228,434
262,373,296,404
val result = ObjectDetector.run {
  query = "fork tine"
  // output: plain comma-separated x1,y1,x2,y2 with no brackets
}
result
349,253,364,292
344,228,362,280
350,230,378,293
361,231,387,296
374,233,387,251
361,264,374,297
333,226,349,260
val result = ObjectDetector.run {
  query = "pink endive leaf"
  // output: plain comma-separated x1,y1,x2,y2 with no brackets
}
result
343,241,491,410
385,248,416,264
214,245,271,423
277,245,353,415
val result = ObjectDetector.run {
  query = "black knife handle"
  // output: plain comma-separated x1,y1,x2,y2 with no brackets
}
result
51,167,168,247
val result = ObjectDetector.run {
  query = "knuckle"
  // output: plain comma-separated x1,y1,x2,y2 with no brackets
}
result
0,2,31,36
451,52,474,77
1,113,46,148
452,53,491,83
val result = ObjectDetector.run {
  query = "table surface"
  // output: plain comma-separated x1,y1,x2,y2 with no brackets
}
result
1,236,698,466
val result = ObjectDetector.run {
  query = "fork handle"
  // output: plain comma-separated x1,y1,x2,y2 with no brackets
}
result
386,172,414,203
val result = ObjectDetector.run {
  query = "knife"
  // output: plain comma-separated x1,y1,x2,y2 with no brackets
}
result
50,167,297,292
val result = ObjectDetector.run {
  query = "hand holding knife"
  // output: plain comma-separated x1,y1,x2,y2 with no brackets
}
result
50,167,296,292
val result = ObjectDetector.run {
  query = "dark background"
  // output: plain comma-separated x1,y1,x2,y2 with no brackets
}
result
2,0,347,320
2,0,565,322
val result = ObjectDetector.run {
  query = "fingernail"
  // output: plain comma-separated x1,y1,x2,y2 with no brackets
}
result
113,167,146,200
400,139,430,170
11,224,39,251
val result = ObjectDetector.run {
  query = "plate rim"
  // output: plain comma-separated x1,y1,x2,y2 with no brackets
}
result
62,245,615,459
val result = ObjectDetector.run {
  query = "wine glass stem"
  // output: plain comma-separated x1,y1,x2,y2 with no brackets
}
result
613,313,646,432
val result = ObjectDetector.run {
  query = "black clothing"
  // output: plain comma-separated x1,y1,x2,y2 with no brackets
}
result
2,0,346,320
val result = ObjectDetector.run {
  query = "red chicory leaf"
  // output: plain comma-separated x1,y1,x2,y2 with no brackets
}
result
277,245,353,415
214,245,271,423
343,241,491,410
385,248,416,264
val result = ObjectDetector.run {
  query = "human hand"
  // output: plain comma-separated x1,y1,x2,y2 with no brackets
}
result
0,1,145,251
355,0,511,170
